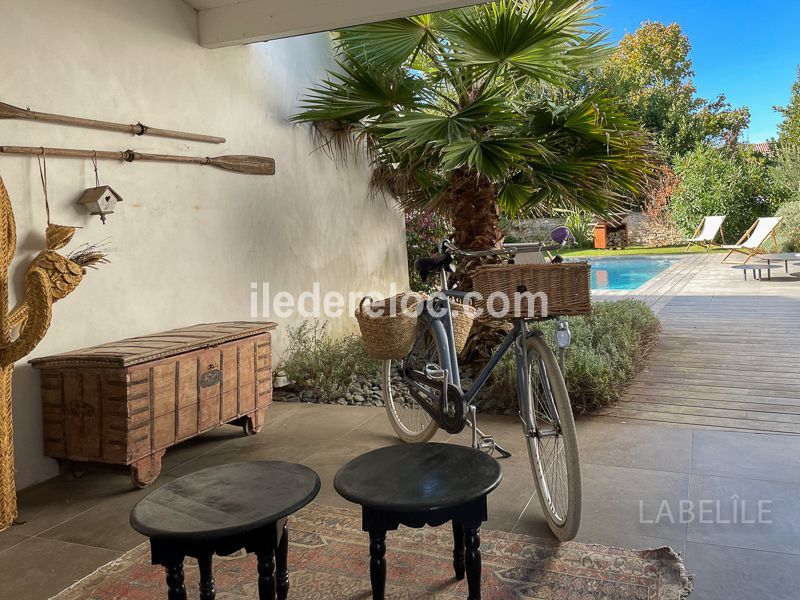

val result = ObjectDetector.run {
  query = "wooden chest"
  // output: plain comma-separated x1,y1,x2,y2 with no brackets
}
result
30,321,276,487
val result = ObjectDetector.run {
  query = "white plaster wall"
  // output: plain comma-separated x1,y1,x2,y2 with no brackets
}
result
0,0,408,489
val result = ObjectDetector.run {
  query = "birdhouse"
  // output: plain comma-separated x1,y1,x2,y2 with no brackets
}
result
76,186,123,224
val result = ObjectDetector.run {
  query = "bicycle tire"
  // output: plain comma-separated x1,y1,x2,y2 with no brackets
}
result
520,333,582,541
382,321,441,443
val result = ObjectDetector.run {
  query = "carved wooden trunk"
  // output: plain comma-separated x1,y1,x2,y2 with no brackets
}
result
30,321,276,487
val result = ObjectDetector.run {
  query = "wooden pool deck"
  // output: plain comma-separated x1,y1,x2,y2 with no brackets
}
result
593,253,800,434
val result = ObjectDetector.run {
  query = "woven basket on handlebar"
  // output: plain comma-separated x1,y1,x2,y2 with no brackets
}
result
355,293,424,360
472,262,591,319
450,301,477,354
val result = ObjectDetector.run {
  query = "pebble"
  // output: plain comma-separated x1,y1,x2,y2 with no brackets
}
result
273,375,517,414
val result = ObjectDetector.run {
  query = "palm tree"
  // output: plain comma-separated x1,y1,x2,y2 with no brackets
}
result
293,0,654,256
293,1,654,362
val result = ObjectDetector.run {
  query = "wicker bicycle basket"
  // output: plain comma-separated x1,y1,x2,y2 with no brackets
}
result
355,293,424,360
472,262,591,319
450,301,477,354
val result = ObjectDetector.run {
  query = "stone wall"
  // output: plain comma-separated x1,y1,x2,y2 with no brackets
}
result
624,212,683,247
508,213,683,247
507,217,563,242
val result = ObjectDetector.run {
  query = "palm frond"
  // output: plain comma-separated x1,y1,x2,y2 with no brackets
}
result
374,88,519,149
292,0,654,225
499,93,656,216
446,0,611,85
291,59,423,123
336,14,444,69
441,138,541,178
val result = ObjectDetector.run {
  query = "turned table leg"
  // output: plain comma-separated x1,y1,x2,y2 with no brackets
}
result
198,554,216,600
164,559,188,600
369,528,387,600
464,524,482,600
276,522,290,600
257,550,277,600
452,522,466,580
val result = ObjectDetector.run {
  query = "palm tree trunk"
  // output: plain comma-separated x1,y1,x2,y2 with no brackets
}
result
444,169,510,365
448,168,504,252
446,168,503,292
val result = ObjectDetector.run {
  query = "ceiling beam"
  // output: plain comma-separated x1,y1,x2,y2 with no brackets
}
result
196,0,488,48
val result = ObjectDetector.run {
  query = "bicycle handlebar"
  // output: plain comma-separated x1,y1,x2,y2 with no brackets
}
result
440,239,567,259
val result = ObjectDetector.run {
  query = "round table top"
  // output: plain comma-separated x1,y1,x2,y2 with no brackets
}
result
130,461,320,541
755,253,800,261
334,443,502,512
731,263,782,270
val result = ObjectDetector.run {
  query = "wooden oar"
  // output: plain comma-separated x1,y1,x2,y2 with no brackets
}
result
0,146,275,176
0,101,226,144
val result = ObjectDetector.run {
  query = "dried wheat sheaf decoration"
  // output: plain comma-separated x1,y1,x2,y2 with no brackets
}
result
0,176,107,531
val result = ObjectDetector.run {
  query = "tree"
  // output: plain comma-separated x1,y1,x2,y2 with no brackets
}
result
775,67,800,147
769,144,800,205
587,22,750,156
670,145,772,239
292,1,654,259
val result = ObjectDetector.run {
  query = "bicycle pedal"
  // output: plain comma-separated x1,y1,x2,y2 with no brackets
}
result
478,436,512,459
424,364,447,381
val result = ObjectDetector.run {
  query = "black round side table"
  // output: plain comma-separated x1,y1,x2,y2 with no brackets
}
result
731,263,782,281
130,461,320,600
334,443,502,600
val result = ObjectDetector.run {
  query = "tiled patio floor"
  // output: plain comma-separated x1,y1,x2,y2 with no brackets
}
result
2,402,800,599
2,252,799,599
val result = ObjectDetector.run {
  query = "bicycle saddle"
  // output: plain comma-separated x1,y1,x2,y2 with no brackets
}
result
414,251,455,282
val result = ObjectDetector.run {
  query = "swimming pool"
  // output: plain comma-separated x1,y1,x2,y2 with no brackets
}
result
585,256,681,290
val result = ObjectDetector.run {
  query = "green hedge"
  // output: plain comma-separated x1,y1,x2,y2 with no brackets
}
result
483,300,661,414
553,300,661,413
776,201,800,251
283,300,661,415
670,145,772,240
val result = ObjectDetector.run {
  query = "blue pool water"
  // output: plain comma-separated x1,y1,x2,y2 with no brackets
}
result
586,257,680,290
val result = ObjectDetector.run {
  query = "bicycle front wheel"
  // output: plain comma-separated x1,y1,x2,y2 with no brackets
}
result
382,322,441,443
520,333,582,541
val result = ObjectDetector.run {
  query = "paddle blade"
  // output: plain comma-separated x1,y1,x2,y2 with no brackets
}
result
209,155,275,176
0,102,29,120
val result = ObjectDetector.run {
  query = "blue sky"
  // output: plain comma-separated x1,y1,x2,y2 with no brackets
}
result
598,0,800,142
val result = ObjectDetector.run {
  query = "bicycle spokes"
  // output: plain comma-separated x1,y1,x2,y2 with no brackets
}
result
527,355,569,525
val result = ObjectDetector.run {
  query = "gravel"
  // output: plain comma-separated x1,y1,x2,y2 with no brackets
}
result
273,373,513,414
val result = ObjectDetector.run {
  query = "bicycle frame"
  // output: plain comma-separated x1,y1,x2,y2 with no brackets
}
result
401,236,571,439
421,300,558,419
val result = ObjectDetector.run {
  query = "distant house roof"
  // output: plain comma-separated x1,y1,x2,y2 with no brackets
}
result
743,142,777,157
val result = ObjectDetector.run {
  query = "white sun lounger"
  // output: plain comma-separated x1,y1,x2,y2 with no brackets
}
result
686,215,726,250
722,216,783,263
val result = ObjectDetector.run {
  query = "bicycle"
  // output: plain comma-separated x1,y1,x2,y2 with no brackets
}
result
381,232,583,541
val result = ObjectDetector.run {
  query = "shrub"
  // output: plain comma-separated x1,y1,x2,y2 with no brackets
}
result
555,208,594,248
405,210,452,293
280,320,379,400
769,144,800,207
481,300,661,414
670,145,772,240
776,201,800,251
642,165,681,231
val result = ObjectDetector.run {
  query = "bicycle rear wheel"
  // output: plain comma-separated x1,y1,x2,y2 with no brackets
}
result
520,333,582,541
382,322,440,443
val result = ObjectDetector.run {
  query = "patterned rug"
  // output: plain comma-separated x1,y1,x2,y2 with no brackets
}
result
53,504,691,599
